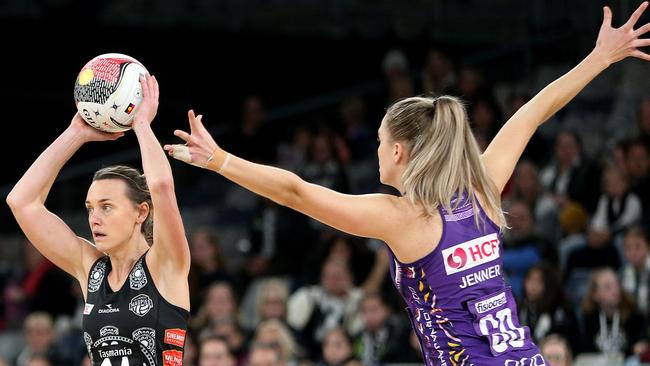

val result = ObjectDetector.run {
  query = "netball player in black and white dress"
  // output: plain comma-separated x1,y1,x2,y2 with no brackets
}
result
7,75,191,366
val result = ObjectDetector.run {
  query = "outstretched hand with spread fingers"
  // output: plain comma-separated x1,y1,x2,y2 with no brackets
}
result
595,1,650,65
163,110,220,168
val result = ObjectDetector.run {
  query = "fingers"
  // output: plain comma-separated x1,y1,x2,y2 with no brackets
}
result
140,75,149,98
174,129,192,143
187,109,204,132
634,38,650,48
625,1,649,29
602,6,613,28
632,49,650,61
635,22,650,37
167,144,193,164
151,75,159,101
139,74,157,101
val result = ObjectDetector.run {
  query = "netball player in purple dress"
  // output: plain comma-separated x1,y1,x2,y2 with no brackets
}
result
165,4,650,365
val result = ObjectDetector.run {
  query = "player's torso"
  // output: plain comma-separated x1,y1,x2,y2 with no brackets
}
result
388,193,546,366
82,254,188,366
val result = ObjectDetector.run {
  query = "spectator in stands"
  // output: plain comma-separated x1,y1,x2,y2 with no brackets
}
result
539,334,572,366
287,259,363,357
502,200,557,300
277,126,311,173
579,267,647,357
317,328,357,366
253,279,290,327
247,342,285,366
620,226,650,317
189,228,232,313
182,331,198,366
192,282,239,337
2,238,77,331
421,48,456,96
590,163,642,239
626,139,650,230
381,49,415,105
540,129,602,214
198,335,235,366
222,95,273,163
302,233,373,288
353,292,409,365
212,317,249,366
338,96,375,162
505,160,559,242
15,312,71,366
518,263,578,352
252,319,302,364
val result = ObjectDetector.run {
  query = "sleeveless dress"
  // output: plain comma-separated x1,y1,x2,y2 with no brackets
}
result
387,193,547,366
82,251,189,366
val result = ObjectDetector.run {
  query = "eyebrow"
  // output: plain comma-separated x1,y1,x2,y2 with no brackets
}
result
85,198,113,205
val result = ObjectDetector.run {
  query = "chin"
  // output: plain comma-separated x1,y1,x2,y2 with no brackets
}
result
94,241,115,254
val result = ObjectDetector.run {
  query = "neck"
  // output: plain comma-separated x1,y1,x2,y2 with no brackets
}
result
601,305,618,317
107,236,150,276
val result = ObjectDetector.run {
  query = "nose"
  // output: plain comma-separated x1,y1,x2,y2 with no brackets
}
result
89,211,102,227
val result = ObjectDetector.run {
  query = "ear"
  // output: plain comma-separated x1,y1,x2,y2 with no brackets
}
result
136,202,150,224
393,142,408,164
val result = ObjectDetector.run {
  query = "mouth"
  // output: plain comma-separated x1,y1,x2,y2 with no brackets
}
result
93,232,107,240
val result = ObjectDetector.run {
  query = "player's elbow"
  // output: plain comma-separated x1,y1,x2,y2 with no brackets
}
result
148,178,174,195
277,171,303,209
6,190,29,212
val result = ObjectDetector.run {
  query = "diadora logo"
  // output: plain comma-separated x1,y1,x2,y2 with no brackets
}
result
98,304,120,314
442,233,500,275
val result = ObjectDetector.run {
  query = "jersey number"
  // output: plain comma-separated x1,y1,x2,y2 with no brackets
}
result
478,308,526,353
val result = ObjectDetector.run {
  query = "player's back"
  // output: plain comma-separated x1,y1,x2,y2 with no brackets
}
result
387,192,547,366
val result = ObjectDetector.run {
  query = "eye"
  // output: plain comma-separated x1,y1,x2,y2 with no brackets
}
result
102,205,112,212
86,207,93,215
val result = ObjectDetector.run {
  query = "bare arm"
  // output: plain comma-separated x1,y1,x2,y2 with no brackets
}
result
132,75,190,275
6,114,123,282
482,3,650,192
164,111,401,242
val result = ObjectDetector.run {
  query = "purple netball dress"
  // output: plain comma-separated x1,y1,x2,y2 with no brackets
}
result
388,193,547,366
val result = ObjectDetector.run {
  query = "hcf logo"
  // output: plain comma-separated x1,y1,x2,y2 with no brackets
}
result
441,233,500,275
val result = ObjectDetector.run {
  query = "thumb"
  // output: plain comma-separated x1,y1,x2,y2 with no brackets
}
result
602,6,612,28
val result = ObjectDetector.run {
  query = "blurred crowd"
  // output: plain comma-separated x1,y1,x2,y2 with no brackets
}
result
2,47,650,366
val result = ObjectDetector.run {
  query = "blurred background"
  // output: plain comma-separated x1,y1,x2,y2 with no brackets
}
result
1,0,650,365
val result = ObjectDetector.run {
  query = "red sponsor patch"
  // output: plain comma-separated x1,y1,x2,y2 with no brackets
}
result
164,328,186,347
163,350,183,366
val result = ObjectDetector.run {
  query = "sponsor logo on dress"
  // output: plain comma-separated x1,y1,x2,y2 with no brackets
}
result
98,304,120,314
98,348,132,358
163,350,183,366
442,233,500,275
164,329,186,347
474,291,507,314
84,303,94,315
129,294,153,317
129,259,148,290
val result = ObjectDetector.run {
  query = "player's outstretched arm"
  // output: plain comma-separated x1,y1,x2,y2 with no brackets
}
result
165,111,400,242
482,2,650,193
